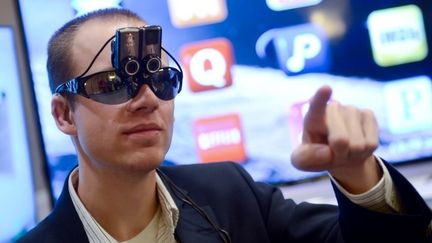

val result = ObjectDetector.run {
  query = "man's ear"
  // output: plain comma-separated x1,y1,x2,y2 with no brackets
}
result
51,94,77,135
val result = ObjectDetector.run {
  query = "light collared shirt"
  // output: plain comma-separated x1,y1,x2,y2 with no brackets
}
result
68,169,179,243
69,159,403,243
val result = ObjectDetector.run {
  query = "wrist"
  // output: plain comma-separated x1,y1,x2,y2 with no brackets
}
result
330,156,383,194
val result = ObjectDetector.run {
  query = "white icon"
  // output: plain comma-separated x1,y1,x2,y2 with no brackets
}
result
198,128,241,150
256,24,328,75
266,0,322,11
168,0,227,27
176,0,220,21
284,33,322,73
383,76,432,134
70,0,122,16
190,48,227,87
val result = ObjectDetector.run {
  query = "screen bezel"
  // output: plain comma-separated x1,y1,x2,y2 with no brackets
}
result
0,0,53,238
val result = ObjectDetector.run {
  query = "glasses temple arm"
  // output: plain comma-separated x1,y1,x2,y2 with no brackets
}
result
77,35,116,79
162,46,183,74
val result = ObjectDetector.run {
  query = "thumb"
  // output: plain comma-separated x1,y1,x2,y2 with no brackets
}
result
291,144,333,172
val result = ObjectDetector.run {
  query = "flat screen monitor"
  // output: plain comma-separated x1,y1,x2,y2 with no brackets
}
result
19,0,432,200
0,26,37,243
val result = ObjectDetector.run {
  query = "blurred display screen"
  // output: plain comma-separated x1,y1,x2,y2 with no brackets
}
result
0,26,36,242
19,0,432,199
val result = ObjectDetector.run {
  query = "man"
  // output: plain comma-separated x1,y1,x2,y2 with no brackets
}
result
18,8,431,243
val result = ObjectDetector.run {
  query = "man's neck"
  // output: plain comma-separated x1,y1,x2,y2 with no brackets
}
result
76,163,159,241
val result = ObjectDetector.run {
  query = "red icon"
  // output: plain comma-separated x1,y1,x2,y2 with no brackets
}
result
193,113,246,163
288,100,309,149
180,38,234,92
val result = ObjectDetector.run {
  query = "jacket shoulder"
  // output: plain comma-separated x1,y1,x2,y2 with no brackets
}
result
159,162,256,188
15,215,58,243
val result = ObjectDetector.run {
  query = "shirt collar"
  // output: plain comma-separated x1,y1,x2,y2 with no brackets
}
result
68,167,179,242
156,171,179,231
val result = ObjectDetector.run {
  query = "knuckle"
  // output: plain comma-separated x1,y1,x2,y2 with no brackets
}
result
327,101,339,110
329,135,349,148
362,108,374,116
365,140,378,151
361,109,376,120
349,143,366,154
345,105,361,118
345,105,357,113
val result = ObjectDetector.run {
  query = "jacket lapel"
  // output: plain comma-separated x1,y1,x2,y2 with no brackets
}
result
53,169,225,243
158,170,224,243
49,173,89,243
174,205,224,243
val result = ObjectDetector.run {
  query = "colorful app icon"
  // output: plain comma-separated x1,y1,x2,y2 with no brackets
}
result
266,0,322,11
257,24,329,75
70,0,122,16
167,0,227,28
193,113,246,163
180,38,234,92
383,76,432,134
367,5,428,67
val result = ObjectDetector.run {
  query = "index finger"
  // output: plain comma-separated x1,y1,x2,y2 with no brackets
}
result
303,85,333,129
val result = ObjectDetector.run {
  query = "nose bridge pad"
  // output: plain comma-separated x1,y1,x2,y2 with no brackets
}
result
126,83,155,111
127,81,142,99
131,82,158,102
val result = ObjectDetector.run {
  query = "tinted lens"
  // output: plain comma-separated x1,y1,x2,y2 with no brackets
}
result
83,71,123,94
149,67,182,100
88,88,130,104
83,71,130,104
79,68,182,104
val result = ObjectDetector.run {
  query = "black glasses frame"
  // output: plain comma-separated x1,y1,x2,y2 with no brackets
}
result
54,34,183,103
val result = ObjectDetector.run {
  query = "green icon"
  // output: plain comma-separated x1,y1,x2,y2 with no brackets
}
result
367,5,428,67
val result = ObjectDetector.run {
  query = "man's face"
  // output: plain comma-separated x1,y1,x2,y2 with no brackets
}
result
64,19,174,172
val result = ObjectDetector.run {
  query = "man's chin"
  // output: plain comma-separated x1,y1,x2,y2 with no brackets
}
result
117,154,164,173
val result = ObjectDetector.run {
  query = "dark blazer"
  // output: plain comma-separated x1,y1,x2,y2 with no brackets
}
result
17,162,431,243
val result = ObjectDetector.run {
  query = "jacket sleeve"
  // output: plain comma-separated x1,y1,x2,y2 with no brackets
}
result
231,161,432,243
333,161,432,243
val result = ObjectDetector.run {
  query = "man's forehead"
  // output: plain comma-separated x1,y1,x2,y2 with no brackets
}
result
70,19,146,71
68,18,171,75
74,18,145,48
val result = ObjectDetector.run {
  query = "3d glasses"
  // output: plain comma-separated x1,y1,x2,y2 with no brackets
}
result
55,26,183,104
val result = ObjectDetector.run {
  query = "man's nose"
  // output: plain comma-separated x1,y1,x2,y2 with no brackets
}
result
126,84,159,113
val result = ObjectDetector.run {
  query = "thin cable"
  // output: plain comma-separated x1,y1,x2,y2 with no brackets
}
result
77,37,181,79
77,35,115,78
157,169,232,243
162,46,183,74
